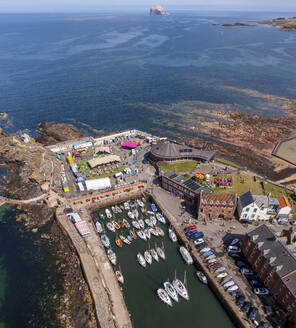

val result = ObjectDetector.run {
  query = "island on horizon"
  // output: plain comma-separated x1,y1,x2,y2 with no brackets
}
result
150,5,168,16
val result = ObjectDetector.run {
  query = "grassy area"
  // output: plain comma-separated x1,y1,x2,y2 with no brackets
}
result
77,159,125,179
158,161,197,173
215,157,242,169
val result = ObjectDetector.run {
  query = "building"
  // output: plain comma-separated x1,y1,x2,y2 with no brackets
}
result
161,171,211,207
242,224,296,324
87,155,121,169
278,196,292,219
197,192,237,220
237,191,276,222
85,178,111,191
150,141,216,163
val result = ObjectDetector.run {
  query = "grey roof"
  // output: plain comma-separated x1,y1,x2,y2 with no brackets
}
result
247,224,296,277
239,190,254,208
254,195,269,209
283,272,296,297
270,198,280,206
150,142,216,162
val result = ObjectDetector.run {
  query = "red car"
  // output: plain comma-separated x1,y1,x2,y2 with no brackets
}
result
187,225,197,231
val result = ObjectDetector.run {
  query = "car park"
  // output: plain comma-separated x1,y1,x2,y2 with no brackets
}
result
236,295,245,308
235,260,246,268
254,288,269,295
240,267,254,275
248,307,258,321
242,301,251,313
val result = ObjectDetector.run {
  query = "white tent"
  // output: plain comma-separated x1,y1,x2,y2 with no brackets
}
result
85,178,111,191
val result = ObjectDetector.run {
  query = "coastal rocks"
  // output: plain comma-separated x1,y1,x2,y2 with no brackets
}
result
221,22,256,27
150,5,168,16
259,17,296,31
0,112,8,121
36,122,85,146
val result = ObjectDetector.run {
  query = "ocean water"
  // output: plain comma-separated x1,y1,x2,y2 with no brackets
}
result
0,12,296,138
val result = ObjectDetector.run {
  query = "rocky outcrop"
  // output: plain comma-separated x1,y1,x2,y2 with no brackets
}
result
150,5,168,16
259,17,296,31
36,122,85,146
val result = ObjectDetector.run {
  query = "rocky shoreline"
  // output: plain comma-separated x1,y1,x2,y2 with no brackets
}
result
259,17,296,32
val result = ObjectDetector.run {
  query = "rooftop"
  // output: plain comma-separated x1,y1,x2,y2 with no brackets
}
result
200,193,237,207
278,196,292,209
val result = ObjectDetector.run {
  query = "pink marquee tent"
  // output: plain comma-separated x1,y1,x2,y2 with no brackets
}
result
121,141,139,149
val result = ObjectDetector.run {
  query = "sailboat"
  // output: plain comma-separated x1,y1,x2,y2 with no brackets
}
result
156,242,165,260
172,271,189,300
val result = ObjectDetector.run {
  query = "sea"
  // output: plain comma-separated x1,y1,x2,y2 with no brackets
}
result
1,10,296,327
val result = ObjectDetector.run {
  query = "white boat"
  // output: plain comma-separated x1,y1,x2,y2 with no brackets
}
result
156,246,165,260
147,211,154,215
164,282,179,302
137,199,144,207
150,248,159,262
169,229,177,242
101,234,110,248
223,281,235,288
137,253,146,267
227,285,239,292
157,288,172,307
145,219,153,228
156,226,164,236
144,250,152,264
179,246,193,265
206,254,216,260
140,208,146,214
107,249,117,265
99,213,105,220
115,205,122,213
172,279,189,300
115,270,124,283
106,222,116,232
137,230,147,241
127,211,134,219
156,213,166,224
113,220,120,230
150,216,157,226
132,220,140,229
144,228,151,240
124,202,130,210
123,219,130,228
133,209,139,219
214,266,225,273
138,219,145,229
119,235,131,245
95,221,103,233
207,258,217,264
111,206,116,213
196,271,208,284
216,272,228,279
200,247,211,253
105,209,112,219
149,228,159,237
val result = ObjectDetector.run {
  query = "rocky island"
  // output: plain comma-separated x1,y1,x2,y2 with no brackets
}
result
260,17,296,31
150,5,168,16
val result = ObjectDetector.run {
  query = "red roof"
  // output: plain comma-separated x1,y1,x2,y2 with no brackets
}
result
278,196,291,209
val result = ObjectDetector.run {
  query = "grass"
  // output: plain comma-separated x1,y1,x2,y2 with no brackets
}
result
158,161,197,173
77,159,125,179
215,158,242,169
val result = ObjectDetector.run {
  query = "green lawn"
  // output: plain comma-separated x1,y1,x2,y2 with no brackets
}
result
158,161,197,173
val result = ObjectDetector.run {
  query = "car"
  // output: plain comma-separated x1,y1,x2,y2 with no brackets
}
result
195,242,207,249
235,260,246,268
236,295,245,308
258,322,270,328
227,245,241,252
241,301,251,313
250,279,261,287
248,307,258,321
278,220,289,225
228,252,241,258
254,288,269,295
291,221,296,226
194,238,204,245
240,267,254,275
230,238,240,246
187,225,197,231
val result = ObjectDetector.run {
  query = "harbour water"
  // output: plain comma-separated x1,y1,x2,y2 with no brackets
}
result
94,199,234,328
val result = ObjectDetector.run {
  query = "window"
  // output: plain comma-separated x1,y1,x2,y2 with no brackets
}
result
254,208,258,213
246,208,250,212
251,214,255,218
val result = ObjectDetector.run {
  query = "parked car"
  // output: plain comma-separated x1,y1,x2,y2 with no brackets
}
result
236,295,245,308
254,288,269,295
227,245,241,253
229,252,241,258
194,239,204,245
248,307,258,321
258,322,270,328
240,267,254,275
278,219,289,225
195,242,207,249
242,301,251,313
235,260,246,268
250,279,261,287
230,238,240,246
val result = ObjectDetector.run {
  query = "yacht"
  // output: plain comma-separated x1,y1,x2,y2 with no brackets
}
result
144,228,151,240
145,219,153,228
150,248,159,262
137,199,144,207
95,221,103,233
144,250,152,265
119,235,131,245
133,209,139,219
156,245,165,260
172,279,189,300
115,236,123,248
115,205,122,213
124,202,130,211
107,249,117,265
149,228,158,237
157,288,172,307
132,220,140,229
216,272,227,279
196,271,208,284
115,270,124,283
151,204,157,212
105,209,112,219
156,226,164,237
101,234,110,248
113,220,120,230
156,213,166,224
164,282,179,302
99,213,105,220
137,230,147,241
169,228,177,242
138,219,145,229
137,253,146,268
179,246,193,265
106,222,116,232
150,216,157,226
127,211,134,219
123,219,130,228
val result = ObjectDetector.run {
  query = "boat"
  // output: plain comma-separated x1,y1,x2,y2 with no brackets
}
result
147,211,154,215
169,228,177,242
140,208,146,214
149,228,159,237
144,250,152,264
156,226,164,236
115,236,123,248
123,219,130,228
172,278,189,300
105,209,112,219
107,249,117,265
118,221,125,228
164,281,178,302
124,202,130,211
223,280,235,288
150,248,159,262
207,258,216,264
196,271,208,284
156,213,166,224
133,209,139,219
130,229,137,239
216,272,227,279
119,235,131,245
132,220,140,229
99,213,105,220
95,221,103,233
137,199,144,207
157,288,172,307
144,228,151,240
156,244,165,260
214,266,225,273
115,205,122,213
206,254,216,260
127,211,134,219
138,219,145,229
137,230,147,241
101,234,110,248
113,220,120,230
145,219,153,228
227,285,239,292
150,216,157,226
111,206,116,213
115,270,124,283
137,253,146,268
200,247,211,253
106,222,116,232
151,204,157,212
179,246,193,264
127,235,133,242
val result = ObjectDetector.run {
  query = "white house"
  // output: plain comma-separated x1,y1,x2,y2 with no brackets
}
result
237,191,274,222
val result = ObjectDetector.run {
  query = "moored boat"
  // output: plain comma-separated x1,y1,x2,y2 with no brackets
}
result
157,288,172,307
156,226,164,236
227,285,238,292
106,222,116,232
150,248,159,262
127,211,134,219
172,279,189,300
196,271,208,284
169,228,177,242
118,221,125,228
164,281,178,302
214,266,225,273
151,203,157,212
138,219,145,229
95,221,103,233
137,199,144,207
119,235,131,245
149,228,158,237
156,246,165,260
115,205,122,213
200,247,211,253
105,208,112,219
137,253,146,267
101,234,110,248
216,272,227,279
150,216,157,226
144,250,152,265
179,246,193,265
111,206,116,213
130,229,137,239
99,213,105,220
107,249,117,265
115,236,123,248
123,218,130,228
144,228,151,240
145,218,153,228
132,220,140,229
127,235,133,242
115,270,124,283
137,230,147,241
113,220,120,230
156,213,166,224
124,202,130,211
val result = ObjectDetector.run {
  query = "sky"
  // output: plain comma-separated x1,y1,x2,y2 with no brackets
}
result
1,0,296,13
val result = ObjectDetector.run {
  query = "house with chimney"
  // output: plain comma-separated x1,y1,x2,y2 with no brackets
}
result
242,224,296,325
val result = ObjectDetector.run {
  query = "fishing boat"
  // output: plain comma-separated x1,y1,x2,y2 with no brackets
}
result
214,266,225,273
227,285,238,292
115,236,123,248
115,270,124,283
124,202,130,211
145,219,153,228
106,222,116,232
95,221,103,233
137,253,146,268
156,213,166,224
179,246,193,265
149,228,158,237
151,204,157,212
101,234,110,248
113,221,120,230
130,229,137,239
200,247,211,253
164,282,178,302
107,249,117,265
144,228,151,240
137,230,147,241
127,235,133,242
172,278,189,300
223,281,235,288
105,209,112,219
169,228,177,242
144,250,152,265
132,220,140,229
119,235,131,245
138,219,145,229
156,226,164,236
137,199,144,207
156,244,165,260
123,219,130,228
118,221,125,228
196,271,208,284
150,216,157,226
216,272,227,279
150,248,159,262
157,288,172,307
